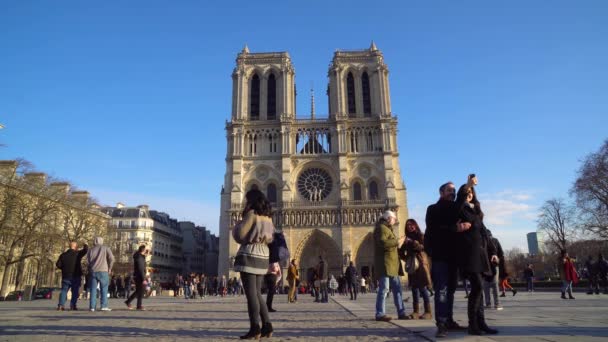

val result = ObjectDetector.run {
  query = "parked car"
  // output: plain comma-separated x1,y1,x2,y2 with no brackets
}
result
34,287,60,300
2,290,24,301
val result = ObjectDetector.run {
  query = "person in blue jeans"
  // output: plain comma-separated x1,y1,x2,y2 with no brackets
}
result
424,181,471,338
87,236,115,311
55,241,88,310
373,210,407,321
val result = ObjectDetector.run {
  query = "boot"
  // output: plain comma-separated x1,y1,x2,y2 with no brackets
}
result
499,292,506,297
568,289,575,299
420,302,433,320
435,322,448,338
467,293,482,335
56,305,64,311
240,324,261,340
512,289,517,296
561,291,567,299
467,320,483,336
477,307,498,334
403,303,419,319
260,322,273,338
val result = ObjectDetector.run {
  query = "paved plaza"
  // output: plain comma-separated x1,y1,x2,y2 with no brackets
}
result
0,291,607,341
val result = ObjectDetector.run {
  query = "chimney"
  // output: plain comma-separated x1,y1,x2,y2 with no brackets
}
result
0,160,18,179
50,182,70,198
137,204,149,210
71,191,90,206
24,172,47,187
116,202,125,209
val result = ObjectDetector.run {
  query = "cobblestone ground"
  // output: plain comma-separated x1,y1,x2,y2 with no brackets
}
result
1,291,607,341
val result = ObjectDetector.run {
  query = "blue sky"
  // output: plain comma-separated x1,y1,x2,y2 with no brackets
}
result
1,1,607,251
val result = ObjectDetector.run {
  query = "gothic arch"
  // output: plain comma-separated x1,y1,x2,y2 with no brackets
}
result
294,229,342,279
353,232,375,278
263,66,282,79
350,177,365,200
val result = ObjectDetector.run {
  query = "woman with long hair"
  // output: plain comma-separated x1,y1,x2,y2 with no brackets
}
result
399,219,433,320
232,189,275,339
455,182,499,335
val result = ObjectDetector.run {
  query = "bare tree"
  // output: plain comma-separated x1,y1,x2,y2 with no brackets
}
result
537,198,577,254
572,139,608,239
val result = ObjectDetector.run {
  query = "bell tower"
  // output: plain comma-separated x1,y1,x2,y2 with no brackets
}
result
327,41,391,119
231,46,296,121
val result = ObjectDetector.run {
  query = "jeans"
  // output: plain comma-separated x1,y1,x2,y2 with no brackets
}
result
484,266,500,306
412,287,431,306
320,280,328,303
184,286,191,299
375,276,406,318
562,280,573,293
431,261,458,324
241,272,270,328
89,271,109,310
347,281,358,300
527,277,534,291
58,277,81,308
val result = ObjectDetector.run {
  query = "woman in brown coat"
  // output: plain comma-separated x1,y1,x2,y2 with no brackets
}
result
399,219,432,319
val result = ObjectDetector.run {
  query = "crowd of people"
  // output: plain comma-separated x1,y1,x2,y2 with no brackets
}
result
53,175,607,340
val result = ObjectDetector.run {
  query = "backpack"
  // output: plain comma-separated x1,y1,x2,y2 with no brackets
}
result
269,231,290,263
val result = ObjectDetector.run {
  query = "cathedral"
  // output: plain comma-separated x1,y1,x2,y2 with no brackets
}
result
218,43,408,279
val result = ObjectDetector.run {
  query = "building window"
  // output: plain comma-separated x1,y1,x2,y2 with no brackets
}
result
353,182,362,201
347,72,356,115
250,74,260,120
362,72,371,116
267,73,276,119
369,181,378,200
267,183,277,203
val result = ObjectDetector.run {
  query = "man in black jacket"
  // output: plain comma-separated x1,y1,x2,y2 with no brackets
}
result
125,245,148,310
345,261,358,300
424,182,471,338
56,241,88,311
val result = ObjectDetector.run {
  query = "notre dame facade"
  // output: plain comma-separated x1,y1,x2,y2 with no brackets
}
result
218,43,408,280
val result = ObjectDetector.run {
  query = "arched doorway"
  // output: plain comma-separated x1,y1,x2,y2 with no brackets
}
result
355,233,375,279
297,230,342,284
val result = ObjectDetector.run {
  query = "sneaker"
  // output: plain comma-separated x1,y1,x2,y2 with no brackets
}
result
56,305,64,311
375,315,392,322
100,307,112,312
495,305,504,311
136,307,146,311
485,303,492,308
89,309,95,312
125,301,133,310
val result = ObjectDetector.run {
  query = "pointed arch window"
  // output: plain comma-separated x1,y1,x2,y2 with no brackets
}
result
267,183,277,203
369,181,378,200
267,73,276,120
347,72,356,115
353,182,362,201
250,74,260,120
362,72,371,116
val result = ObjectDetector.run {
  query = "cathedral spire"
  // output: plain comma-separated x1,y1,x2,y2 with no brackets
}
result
370,40,378,51
242,44,250,54
310,85,315,119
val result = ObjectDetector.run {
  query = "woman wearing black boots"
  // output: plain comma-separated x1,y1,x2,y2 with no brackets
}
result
455,177,499,336
232,189,276,339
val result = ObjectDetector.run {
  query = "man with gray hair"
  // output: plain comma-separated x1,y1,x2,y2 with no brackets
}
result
87,236,115,312
374,210,407,321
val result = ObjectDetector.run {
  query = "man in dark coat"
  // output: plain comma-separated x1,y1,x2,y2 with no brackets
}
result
345,261,358,300
56,241,88,311
424,181,471,337
124,245,147,310
317,256,329,303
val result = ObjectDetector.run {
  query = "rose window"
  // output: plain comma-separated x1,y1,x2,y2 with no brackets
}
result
297,168,333,202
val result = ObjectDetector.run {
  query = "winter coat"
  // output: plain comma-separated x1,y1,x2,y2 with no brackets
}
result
424,199,462,263
233,210,275,275
457,201,496,275
398,231,431,289
373,218,402,277
560,257,579,283
133,251,146,281
56,245,88,279
344,265,358,283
